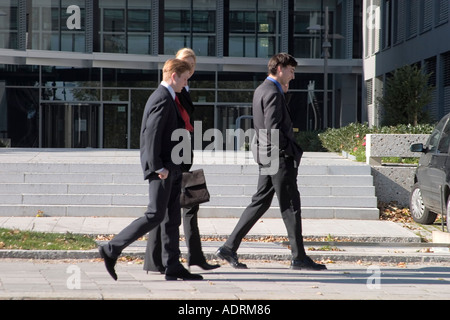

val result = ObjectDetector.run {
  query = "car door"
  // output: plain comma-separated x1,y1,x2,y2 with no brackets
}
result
418,116,450,212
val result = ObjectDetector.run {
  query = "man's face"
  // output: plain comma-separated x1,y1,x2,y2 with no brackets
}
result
183,56,196,78
172,71,191,93
278,65,296,87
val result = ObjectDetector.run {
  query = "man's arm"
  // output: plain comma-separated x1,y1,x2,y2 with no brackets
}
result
262,92,289,151
142,99,169,174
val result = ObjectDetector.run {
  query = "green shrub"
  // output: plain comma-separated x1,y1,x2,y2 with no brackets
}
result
318,122,435,162
318,123,372,153
294,130,327,152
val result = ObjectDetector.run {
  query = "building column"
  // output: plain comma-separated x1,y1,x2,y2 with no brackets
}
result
85,0,93,53
280,0,290,53
216,0,224,58
151,0,163,55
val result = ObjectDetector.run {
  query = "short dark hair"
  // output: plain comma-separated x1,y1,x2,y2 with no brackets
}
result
267,53,298,76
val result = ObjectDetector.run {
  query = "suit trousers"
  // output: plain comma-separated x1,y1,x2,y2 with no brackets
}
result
223,156,307,261
103,169,183,273
144,203,206,271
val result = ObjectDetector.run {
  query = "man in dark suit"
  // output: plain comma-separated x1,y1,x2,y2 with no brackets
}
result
144,48,219,273
98,58,203,281
216,53,327,271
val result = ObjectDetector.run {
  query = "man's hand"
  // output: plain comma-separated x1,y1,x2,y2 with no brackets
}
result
158,168,169,180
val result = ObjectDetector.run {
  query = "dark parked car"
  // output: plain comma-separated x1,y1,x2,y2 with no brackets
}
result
410,113,450,231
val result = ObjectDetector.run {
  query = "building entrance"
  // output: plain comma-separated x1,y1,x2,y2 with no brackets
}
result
216,105,252,150
41,104,100,148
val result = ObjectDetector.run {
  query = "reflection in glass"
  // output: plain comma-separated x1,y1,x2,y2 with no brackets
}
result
103,104,128,149
29,0,86,52
100,0,151,54
6,88,39,147
130,89,154,149
164,0,216,56
0,0,18,49
228,0,279,58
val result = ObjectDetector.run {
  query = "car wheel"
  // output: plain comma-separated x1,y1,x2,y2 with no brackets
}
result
410,183,437,225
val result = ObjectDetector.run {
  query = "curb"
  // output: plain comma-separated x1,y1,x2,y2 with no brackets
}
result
1,248,450,265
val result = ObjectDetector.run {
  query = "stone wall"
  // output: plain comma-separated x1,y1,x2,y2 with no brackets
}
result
366,134,430,165
371,165,417,206
366,134,429,206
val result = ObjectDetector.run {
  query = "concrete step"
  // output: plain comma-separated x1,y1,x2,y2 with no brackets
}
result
0,183,376,197
0,205,380,220
0,162,372,176
2,193,377,208
0,149,379,219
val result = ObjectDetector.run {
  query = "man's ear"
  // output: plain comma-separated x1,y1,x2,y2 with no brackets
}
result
170,72,177,83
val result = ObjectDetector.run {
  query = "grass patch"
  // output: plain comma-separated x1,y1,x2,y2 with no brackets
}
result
0,228,97,250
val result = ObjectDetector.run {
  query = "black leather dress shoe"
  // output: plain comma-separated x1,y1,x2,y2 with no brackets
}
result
290,256,327,271
98,245,118,280
145,266,165,275
189,261,221,270
165,266,203,281
215,246,248,269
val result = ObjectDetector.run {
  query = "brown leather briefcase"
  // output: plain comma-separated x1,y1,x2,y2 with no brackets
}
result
180,169,210,208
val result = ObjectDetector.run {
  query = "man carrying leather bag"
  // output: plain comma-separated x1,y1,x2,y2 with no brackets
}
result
144,48,219,273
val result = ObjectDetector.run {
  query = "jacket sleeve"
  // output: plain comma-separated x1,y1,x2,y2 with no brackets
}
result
262,90,303,164
142,99,168,174
262,92,289,152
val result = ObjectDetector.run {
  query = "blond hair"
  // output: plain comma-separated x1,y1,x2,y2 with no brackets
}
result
175,48,196,63
162,59,192,82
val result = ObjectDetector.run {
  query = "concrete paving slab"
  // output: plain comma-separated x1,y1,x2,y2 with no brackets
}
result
0,259,450,301
0,216,422,242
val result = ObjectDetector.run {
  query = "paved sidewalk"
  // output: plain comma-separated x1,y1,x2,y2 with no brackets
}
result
1,259,450,300
0,216,421,241
1,216,450,301
1,216,450,264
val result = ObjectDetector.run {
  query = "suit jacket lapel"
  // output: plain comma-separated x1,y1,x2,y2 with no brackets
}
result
160,84,184,126
266,79,293,121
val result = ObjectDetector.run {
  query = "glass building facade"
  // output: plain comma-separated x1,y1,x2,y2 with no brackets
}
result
0,0,362,149
363,0,450,126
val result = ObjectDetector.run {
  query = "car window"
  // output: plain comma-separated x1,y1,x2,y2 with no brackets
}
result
438,122,450,154
428,118,448,153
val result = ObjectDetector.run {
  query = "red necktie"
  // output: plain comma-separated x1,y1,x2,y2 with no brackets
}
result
175,96,194,132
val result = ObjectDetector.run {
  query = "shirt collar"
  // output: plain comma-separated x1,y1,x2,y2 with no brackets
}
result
266,77,283,94
161,81,176,100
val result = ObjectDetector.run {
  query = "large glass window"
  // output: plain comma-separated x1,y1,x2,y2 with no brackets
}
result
100,0,152,54
0,65,39,148
293,1,337,59
293,8,323,58
0,0,19,49
164,0,216,56
30,0,86,52
41,66,101,102
102,68,159,149
228,0,279,58
293,0,345,59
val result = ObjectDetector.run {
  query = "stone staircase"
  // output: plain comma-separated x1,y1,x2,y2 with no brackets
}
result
0,149,379,220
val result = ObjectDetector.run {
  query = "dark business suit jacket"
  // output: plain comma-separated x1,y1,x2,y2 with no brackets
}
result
176,87,195,172
143,86,206,272
105,84,187,268
224,78,307,261
251,79,303,165
140,85,185,179
177,87,195,117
